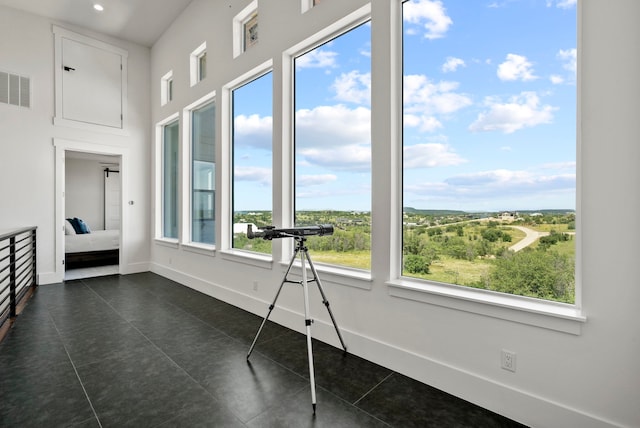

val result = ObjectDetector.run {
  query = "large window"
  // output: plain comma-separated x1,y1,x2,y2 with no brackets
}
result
191,101,216,245
294,21,372,270
401,0,577,303
162,119,179,239
232,71,273,254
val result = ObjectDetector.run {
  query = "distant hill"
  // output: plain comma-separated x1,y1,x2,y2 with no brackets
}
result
403,207,575,216
403,207,467,216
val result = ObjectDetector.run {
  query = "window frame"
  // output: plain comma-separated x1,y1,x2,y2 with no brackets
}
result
161,70,173,106
190,42,207,87
232,1,258,58
386,0,585,335
230,70,274,258
219,61,274,269
182,91,217,253
282,3,374,288
155,113,180,245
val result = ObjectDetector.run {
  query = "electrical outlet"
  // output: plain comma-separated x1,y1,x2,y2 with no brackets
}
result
501,349,516,372
253,281,259,291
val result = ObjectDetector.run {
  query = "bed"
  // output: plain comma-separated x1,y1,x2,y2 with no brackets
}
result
65,229,119,270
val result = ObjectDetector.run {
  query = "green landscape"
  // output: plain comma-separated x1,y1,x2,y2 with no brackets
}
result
233,209,575,303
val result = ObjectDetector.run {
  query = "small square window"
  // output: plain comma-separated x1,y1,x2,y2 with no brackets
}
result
244,14,258,51
190,42,207,87
233,1,258,58
161,70,173,106
198,52,207,81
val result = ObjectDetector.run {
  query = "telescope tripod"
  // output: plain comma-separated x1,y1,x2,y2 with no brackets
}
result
246,236,347,413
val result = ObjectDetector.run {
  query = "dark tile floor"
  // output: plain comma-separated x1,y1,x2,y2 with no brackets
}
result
0,272,527,427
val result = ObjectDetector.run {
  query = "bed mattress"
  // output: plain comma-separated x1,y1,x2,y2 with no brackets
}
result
65,229,119,254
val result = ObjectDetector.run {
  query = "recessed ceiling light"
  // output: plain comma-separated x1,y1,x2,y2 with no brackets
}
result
93,4,104,12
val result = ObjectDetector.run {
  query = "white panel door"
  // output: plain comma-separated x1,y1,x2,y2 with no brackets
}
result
104,170,121,230
62,38,123,128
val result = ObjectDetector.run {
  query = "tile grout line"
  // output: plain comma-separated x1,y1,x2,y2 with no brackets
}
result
79,278,250,425
352,371,395,407
44,293,104,428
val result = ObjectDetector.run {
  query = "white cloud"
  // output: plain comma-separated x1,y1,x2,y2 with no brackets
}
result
558,49,577,73
296,49,338,69
295,104,371,148
404,114,443,132
403,0,453,40
404,75,472,114
550,75,564,84
297,174,337,187
403,74,472,132
442,57,466,73
405,167,575,204
332,71,371,105
469,91,556,134
233,114,272,149
403,143,467,169
299,145,370,171
497,54,537,82
234,166,272,185
547,0,576,9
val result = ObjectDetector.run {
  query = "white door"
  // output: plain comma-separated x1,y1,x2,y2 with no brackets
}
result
104,170,121,230
61,37,123,128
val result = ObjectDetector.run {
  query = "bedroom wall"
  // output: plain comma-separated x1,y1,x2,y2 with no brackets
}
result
0,5,152,280
65,158,107,231
149,1,639,428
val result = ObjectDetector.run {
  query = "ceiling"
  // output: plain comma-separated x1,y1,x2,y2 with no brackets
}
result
0,0,194,47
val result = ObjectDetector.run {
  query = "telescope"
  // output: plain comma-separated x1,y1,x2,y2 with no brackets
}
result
247,224,334,240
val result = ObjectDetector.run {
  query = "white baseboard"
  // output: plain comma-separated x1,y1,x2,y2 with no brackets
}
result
148,262,619,428
120,262,150,275
37,271,61,285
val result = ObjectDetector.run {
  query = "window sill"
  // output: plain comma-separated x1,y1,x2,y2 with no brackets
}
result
220,249,273,270
154,238,179,249
387,278,586,335
282,260,373,290
182,242,216,257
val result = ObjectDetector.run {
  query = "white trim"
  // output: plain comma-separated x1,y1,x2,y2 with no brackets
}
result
154,113,180,241
221,60,273,255
53,138,129,283
160,70,173,106
189,42,207,87
388,278,586,334
232,0,258,58
52,25,128,134
182,91,217,247
388,0,584,333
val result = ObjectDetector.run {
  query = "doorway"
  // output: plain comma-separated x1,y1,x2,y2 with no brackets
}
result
54,139,128,283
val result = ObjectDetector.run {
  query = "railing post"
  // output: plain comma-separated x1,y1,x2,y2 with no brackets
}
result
31,229,37,287
9,236,16,318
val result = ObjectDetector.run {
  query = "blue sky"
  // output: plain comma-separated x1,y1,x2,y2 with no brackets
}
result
233,0,577,213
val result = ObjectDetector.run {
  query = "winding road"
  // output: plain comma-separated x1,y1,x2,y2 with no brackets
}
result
508,226,550,252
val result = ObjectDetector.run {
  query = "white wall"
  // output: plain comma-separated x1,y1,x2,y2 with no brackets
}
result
65,158,106,231
0,6,152,280
148,1,640,427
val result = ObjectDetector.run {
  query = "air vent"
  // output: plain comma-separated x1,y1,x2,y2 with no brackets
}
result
0,70,30,108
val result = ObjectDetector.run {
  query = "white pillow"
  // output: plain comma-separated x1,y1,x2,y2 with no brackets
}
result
65,220,76,235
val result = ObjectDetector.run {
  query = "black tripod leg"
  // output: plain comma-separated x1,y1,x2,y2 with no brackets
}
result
305,251,348,353
247,247,300,360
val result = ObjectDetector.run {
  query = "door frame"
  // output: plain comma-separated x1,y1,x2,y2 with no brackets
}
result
54,138,129,283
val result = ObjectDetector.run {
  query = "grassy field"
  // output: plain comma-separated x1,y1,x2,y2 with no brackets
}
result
311,250,371,270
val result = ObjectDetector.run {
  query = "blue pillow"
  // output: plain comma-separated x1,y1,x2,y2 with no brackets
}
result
76,218,90,234
66,218,82,234
66,218,91,234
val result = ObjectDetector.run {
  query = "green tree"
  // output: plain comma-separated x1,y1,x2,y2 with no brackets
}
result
489,249,574,303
